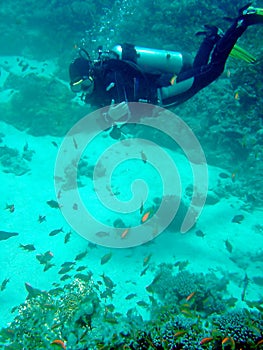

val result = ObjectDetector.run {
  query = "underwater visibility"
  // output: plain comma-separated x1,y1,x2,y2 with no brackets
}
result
0,0,263,349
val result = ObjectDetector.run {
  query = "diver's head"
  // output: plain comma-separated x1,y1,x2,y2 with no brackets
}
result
69,56,94,96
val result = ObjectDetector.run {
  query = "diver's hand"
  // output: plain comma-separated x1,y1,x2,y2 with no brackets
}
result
108,101,129,121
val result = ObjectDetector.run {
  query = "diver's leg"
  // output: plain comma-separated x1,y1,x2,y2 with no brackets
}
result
211,4,263,64
193,26,221,68
162,5,263,106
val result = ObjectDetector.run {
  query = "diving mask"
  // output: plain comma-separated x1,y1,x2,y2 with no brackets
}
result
70,76,94,95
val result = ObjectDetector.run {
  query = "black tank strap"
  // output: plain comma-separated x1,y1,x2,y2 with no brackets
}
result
121,43,138,62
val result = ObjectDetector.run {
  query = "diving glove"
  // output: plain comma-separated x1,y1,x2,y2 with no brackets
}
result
195,25,224,40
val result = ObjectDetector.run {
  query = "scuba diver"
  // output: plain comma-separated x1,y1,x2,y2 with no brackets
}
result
69,4,263,122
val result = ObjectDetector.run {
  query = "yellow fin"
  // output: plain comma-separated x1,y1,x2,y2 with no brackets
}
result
230,44,256,64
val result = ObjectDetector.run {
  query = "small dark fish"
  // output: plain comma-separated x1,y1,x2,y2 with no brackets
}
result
38,215,46,223
126,308,136,318
73,136,78,149
148,295,157,304
46,200,60,209
141,150,147,163
19,243,36,251
88,242,97,249
64,231,71,244
25,282,44,297
140,201,144,214
96,231,110,238
226,297,238,307
146,273,162,293
23,142,29,152
219,172,230,179
49,287,63,296
43,250,54,260
105,303,115,312
51,141,58,148
60,274,71,281
174,260,189,271
140,265,149,276
100,288,114,299
137,300,148,308
75,249,88,261
61,261,75,267
5,203,15,213
101,273,115,289
104,316,118,324
143,253,152,267
59,265,73,274
1,278,10,291
241,273,249,301
43,262,55,272
74,272,92,282
11,306,18,313
225,239,233,253
36,251,54,265
49,227,63,236
76,265,87,272
72,203,78,210
231,214,244,224
125,293,137,300
101,252,112,265
36,254,46,264
195,229,205,238
21,63,29,72
0,231,19,241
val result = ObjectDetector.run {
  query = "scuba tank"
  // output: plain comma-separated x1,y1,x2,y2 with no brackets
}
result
111,44,193,75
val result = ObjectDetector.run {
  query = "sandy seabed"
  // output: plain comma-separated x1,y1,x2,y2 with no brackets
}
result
0,118,262,329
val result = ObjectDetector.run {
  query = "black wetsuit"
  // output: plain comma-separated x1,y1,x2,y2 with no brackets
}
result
86,15,255,108
163,20,248,106
86,58,172,107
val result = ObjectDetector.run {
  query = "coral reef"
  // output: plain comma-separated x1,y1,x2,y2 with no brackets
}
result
0,144,33,176
1,267,263,349
213,309,261,346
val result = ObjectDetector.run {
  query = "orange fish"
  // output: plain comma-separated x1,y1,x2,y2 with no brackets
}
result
234,92,240,100
170,75,177,85
174,330,187,337
222,336,235,347
256,339,263,346
199,337,213,345
51,339,66,349
121,228,129,239
181,309,193,317
231,172,236,183
141,208,154,223
186,291,196,301
143,253,152,266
